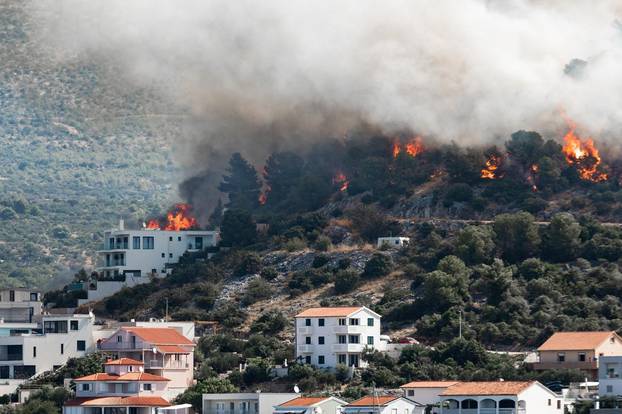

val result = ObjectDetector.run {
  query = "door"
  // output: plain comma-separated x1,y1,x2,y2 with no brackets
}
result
349,354,359,367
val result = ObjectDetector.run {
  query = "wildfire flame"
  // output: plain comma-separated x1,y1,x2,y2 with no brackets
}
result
481,154,502,179
393,136,424,158
258,186,270,205
561,119,607,182
146,203,198,231
333,171,349,192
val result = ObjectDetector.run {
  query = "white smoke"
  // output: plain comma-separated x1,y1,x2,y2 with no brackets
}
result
26,0,622,165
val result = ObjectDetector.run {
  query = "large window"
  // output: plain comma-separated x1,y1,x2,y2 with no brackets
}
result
348,335,360,344
349,318,359,326
367,318,374,326
338,335,347,344
318,318,325,327
77,340,86,351
305,319,311,326
133,237,140,249
367,336,374,345
142,237,154,249
318,336,325,345
44,320,68,334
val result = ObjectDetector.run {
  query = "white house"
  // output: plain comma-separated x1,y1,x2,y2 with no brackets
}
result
98,326,195,399
273,396,347,414
439,381,563,414
401,381,459,411
63,357,180,414
342,395,425,414
202,393,300,414
0,313,115,395
598,356,622,398
78,221,218,305
377,237,410,249
0,289,42,323
294,307,382,368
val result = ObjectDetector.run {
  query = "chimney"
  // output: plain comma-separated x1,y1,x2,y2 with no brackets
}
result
119,218,125,231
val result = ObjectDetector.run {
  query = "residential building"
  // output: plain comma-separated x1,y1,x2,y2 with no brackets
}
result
376,237,410,249
0,313,115,395
598,356,622,398
98,326,195,399
401,381,459,410
294,307,382,368
342,395,424,414
439,381,562,414
62,357,174,414
0,289,42,323
202,393,299,414
78,221,218,305
273,396,347,414
534,331,622,379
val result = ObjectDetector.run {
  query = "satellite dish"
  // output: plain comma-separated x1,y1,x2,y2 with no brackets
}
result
152,347,157,354
293,385,300,393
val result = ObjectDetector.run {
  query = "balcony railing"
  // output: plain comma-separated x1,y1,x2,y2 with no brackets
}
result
148,359,188,369
532,361,598,370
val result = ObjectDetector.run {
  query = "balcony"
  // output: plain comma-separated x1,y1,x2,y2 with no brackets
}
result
332,343,364,353
147,359,188,369
297,345,313,354
297,327,312,335
532,361,598,370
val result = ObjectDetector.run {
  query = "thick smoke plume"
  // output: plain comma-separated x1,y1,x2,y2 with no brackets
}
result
26,0,622,213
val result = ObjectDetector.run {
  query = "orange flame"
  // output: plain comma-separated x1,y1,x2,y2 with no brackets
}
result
333,171,349,192
258,185,271,205
393,136,424,158
561,119,607,182
481,154,502,179
146,203,198,231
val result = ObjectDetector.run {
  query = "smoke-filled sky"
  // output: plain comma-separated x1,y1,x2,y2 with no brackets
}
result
27,0,622,172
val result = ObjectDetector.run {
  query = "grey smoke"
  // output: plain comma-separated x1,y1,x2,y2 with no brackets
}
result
25,0,622,208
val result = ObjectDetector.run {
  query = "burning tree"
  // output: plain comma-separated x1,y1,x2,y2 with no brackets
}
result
146,203,198,231
561,120,607,182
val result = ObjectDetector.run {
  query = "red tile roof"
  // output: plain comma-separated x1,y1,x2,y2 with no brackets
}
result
401,381,459,388
440,381,535,396
121,327,194,345
157,345,191,354
74,373,119,381
280,397,330,407
104,358,144,366
74,372,169,382
347,396,400,406
537,331,618,351
65,397,170,407
295,307,363,318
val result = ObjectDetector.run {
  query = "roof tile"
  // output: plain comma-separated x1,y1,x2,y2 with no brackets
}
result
537,331,617,351
440,381,534,396
65,397,170,407
280,397,329,407
347,396,399,406
121,327,194,345
295,307,363,318
401,381,459,388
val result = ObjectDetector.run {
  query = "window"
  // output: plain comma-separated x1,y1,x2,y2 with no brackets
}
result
142,237,154,249
161,253,165,258
612,337,616,344
318,355,325,365
60,343,64,355
230,403,235,412
305,356,311,364
81,383,91,391
338,335,347,344
338,354,347,364
195,237,203,250
367,318,374,326
178,236,182,242
9,290,14,302
318,318,325,327
33,347,36,358
557,352,565,362
557,401,561,409
607,385,613,393
407,390,414,397
548,399,551,406
117,335,122,342
169,253,173,258
349,318,359,326
151,269,156,274
70,320,79,330
109,237,115,249
143,383,152,391
367,336,374,345
133,237,140,249
305,337,311,345
349,335,360,344
44,320,68,333
77,340,86,351
338,318,346,326
30,293,38,301
318,336,325,345
169,236,173,241
578,352,586,362
305,319,311,326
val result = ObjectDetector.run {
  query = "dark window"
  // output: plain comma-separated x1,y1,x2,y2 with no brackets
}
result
305,337,311,345
461,400,477,409
44,320,68,334
109,237,115,249
367,336,374,345
117,335,122,342
338,354,347,364
143,383,152,391
161,253,165,258
349,318,359,326
9,291,14,302
338,318,346,326
60,344,64,354
367,318,374,326
578,353,586,362
30,293,38,301
151,269,156,274
169,236,173,241
318,356,325,365
349,335,359,344
195,237,203,250
557,401,561,409
33,347,36,358
82,383,91,391
6,345,22,361
318,318,325,327
169,253,173,258
304,356,311,364
77,340,86,351
318,336,325,345
133,237,140,249
305,319,311,326
338,335,347,344
178,236,182,242
142,237,154,249
13,365,35,379
557,353,565,362
0,366,8,379
70,320,79,330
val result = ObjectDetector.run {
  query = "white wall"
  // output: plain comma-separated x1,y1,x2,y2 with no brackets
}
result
599,356,622,397
203,393,299,414
519,383,562,414
403,387,447,405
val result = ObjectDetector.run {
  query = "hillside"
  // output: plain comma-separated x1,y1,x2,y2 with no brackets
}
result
0,1,178,289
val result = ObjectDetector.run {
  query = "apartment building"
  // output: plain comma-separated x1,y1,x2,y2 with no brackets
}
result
78,221,218,305
202,393,299,414
63,358,173,414
294,307,382,368
0,289,42,323
533,331,622,380
0,313,115,395
98,326,195,399
439,381,562,414
342,396,424,414
273,397,347,414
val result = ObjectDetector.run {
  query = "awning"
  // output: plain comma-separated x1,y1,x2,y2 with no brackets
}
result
157,345,190,354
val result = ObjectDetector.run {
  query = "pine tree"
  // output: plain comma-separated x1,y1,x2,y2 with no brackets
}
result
263,151,303,206
218,153,261,211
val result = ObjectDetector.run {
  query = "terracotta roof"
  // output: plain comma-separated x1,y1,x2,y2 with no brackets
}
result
347,396,400,406
121,327,194,345
74,372,169,382
157,345,191,354
104,358,144,366
401,381,459,388
537,331,617,351
279,397,330,407
65,397,170,407
440,381,534,396
295,307,363,318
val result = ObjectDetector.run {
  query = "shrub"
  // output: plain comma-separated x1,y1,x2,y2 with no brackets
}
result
0,207,16,220
241,278,273,306
334,270,360,294
362,253,393,278
260,267,278,281
234,253,262,277
284,237,307,252
312,254,330,268
315,235,332,251
250,310,288,335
